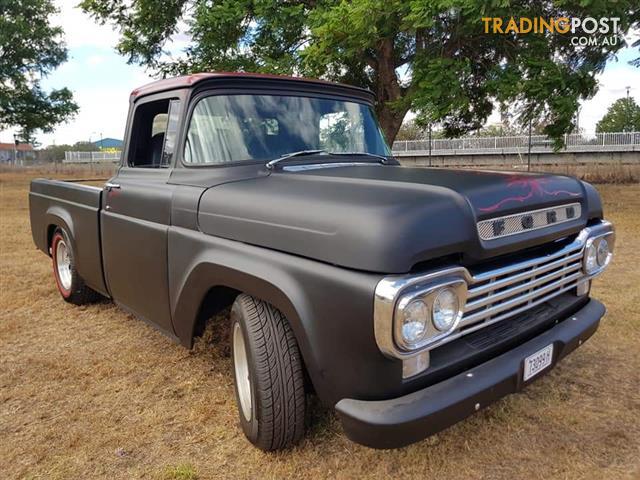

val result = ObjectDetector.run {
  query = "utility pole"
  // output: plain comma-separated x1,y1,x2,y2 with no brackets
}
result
527,117,532,172
99,132,104,166
89,132,98,172
625,86,631,133
13,133,18,166
428,124,432,167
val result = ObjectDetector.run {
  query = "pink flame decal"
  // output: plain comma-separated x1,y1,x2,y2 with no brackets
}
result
479,176,580,213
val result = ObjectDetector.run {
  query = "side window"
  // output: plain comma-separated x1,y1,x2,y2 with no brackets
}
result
128,98,180,168
162,100,180,166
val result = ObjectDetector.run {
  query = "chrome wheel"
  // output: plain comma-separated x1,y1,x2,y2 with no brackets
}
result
55,239,72,290
233,322,252,422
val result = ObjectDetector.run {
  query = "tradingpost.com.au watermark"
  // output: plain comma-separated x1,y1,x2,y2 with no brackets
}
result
482,17,621,46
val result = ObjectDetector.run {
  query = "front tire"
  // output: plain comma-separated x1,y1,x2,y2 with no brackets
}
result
51,228,100,305
230,294,306,451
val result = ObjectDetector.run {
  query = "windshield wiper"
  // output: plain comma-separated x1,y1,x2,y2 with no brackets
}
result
329,152,390,164
266,149,327,169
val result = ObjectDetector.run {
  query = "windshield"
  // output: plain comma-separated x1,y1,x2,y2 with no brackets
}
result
183,94,390,164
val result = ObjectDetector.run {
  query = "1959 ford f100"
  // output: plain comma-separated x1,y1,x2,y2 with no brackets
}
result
29,73,615,450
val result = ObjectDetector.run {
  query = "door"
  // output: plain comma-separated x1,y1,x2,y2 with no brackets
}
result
101,96,182,335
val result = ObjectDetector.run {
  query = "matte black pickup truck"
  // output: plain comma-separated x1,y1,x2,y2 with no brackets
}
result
30,73,615,451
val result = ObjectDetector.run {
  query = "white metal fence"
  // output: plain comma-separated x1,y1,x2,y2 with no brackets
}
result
63,151,121,163
392,131,640,156
62,132,640,164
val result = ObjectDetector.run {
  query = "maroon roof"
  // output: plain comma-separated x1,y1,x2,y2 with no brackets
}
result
130,72,368,100
0,142,34,151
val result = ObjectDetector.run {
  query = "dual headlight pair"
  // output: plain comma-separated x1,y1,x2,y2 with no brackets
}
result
395,278,467,351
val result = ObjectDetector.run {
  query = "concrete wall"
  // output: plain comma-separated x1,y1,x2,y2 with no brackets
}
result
397,150,640,168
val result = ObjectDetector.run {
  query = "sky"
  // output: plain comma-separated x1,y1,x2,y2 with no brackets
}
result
1,2,639,147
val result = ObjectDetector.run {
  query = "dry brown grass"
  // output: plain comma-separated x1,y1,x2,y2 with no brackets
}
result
1,170,639,480
525,163,640,184
410,162,640,184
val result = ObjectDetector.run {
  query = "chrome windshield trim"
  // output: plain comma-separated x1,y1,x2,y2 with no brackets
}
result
374,220,614,360
282,162,381,172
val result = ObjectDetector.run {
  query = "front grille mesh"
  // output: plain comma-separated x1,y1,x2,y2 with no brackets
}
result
477,203,582,240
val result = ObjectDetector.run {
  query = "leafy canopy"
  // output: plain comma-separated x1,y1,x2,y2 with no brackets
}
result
80,0,639,143
596,97,640,133
0,0,78,143
396,120,428,141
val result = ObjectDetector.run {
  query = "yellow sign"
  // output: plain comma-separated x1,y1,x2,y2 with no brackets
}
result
481,16,620,46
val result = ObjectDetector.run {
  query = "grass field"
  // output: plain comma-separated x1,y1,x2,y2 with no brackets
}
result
1,170,639,480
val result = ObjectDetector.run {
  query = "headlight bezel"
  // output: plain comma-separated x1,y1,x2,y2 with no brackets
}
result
583,231,615,277
393,278,467,352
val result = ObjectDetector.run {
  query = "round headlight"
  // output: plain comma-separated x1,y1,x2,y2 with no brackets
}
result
584,241,598,274
596,238,609,266
432,287,460,332
401,299,428,345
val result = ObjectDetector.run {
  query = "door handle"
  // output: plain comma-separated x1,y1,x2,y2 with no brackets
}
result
105,182,121,191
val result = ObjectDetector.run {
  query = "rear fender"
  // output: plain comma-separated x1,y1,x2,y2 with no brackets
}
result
44,206,76,254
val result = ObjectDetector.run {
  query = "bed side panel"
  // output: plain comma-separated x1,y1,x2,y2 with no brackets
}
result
29,179,108,296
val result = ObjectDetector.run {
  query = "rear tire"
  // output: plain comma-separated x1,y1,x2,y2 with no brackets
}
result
230,294,306,451
51,228,100,305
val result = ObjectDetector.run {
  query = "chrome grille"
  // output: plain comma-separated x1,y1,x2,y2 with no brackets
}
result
373,221,613,361
458,240,584,336
477,203,582,240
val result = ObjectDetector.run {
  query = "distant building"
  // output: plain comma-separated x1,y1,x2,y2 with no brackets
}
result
0,143,35,164
93,138,123,149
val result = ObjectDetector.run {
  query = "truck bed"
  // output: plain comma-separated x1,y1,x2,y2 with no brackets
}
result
29,178,109,296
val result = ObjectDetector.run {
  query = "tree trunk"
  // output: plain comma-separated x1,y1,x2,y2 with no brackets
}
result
372,38,409,145
377,103,408,146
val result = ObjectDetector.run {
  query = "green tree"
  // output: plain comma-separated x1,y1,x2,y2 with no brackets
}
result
475,124,519,137
596,97,640,133
80,0,639,144
396,120,426,141
0,0,78,143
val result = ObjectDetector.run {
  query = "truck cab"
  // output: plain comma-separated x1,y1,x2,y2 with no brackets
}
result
29,73,614,450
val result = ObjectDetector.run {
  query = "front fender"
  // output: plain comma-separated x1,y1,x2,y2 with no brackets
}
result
168,226,397,406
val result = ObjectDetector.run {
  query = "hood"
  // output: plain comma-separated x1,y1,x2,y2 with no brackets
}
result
197,164,600,273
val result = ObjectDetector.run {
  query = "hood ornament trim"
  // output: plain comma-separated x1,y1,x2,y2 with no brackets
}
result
477,203,582,240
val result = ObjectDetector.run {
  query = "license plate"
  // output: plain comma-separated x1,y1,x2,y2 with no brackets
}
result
523,344,554,381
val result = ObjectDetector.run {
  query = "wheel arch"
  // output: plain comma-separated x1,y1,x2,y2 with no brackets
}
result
44,207,76,255
168,229,385,406
171,259,318,391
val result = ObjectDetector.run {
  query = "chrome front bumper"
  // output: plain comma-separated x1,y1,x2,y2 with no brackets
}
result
341,298,605,449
